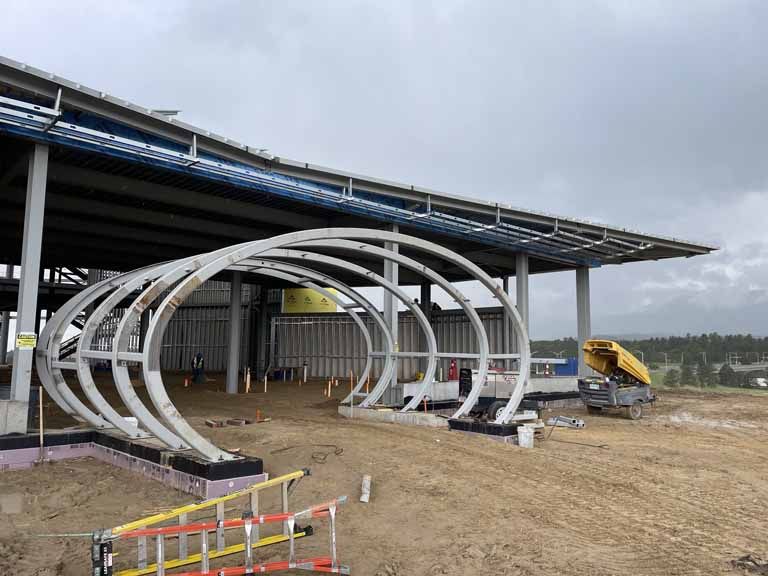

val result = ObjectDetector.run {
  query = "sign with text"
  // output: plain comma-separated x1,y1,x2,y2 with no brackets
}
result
15,332,37,350
282,288,338,314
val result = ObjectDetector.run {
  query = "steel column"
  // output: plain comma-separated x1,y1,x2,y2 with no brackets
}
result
7,144,48,434
0,265,12,364
419,282,431,372
516,253,529,331
382,224,399,402
576,266,592,376
257,287,269,378
226,271,242,394
502,275,512,370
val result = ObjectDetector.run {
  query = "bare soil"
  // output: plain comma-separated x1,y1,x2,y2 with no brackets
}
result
1,373,767,575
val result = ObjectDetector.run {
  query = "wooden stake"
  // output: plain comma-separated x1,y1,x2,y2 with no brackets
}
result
423,397,428,413
366,374,370,395
245,368,251,394
350,375,354,418
38,387,44,463
263,374,268,393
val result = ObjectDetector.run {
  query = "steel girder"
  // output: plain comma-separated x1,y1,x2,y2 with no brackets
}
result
39,228,530,462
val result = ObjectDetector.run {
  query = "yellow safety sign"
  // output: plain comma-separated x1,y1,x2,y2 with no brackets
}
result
282,288,338,314
15,332,37,350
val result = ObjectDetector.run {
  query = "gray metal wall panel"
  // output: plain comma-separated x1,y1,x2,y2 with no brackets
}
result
270,307,515,380
159,304,250,372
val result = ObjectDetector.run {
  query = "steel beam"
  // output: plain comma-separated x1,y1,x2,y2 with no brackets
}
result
419,282,431,372
226,272,242,394
257,287,269,378
47,164,329,231
0,265,12,364
502,275,512,371
6,144,48,433
576,266,591,377
382,224,399,404
516,253,529,331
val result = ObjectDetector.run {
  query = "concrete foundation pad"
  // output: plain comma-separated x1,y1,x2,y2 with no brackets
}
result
338,405,449,428
453,429,521,445
0,400,29,435
0,432,267,498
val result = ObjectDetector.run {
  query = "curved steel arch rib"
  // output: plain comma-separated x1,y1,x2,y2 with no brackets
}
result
36,268,155,429
236,258,395,403
84,260,194,449
39,228,530,463
246,250,438,407
284,240,488,412
144,228,529,427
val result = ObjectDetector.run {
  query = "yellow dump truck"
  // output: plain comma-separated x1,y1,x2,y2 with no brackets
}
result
577,340,655,419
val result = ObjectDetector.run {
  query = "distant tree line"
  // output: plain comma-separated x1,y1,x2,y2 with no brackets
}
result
660,362,761,389
532,333,768,367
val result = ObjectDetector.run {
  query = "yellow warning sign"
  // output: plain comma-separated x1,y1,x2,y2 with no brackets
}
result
282,288,338,314
15,332,37,350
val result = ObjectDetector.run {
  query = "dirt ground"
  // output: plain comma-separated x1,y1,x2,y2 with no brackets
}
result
1,373,767,575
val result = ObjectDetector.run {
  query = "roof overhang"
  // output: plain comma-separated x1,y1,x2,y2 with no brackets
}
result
0,56,716,284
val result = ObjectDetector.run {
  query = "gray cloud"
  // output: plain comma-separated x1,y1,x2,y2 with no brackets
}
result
2,0,767,337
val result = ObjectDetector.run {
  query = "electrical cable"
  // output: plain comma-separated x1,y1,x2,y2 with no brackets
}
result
269,444,343,464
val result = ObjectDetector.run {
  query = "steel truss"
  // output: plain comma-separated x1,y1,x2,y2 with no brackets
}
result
37,229,530,462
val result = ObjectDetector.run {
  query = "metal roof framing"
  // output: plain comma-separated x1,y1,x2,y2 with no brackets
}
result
0,56,716,273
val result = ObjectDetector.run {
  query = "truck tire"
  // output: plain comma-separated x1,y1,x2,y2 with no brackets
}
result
626,403,643,420
486,401,507,422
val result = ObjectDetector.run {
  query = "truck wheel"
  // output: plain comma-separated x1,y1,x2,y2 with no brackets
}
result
486,401,507,422
586,405,602,414
626,403,643,420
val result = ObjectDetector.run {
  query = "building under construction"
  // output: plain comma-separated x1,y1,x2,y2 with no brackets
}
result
0,55,716,459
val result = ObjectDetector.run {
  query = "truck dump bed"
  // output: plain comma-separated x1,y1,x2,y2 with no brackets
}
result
583,340,651,385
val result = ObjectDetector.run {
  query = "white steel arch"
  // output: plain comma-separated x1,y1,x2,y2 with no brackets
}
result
39,228,530,462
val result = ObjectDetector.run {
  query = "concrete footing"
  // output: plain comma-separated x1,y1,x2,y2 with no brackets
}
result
338,405,449,428
0,431,267,498
0,401,29,435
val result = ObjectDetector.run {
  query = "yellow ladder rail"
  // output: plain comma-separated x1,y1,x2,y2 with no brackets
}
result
111,470,306,535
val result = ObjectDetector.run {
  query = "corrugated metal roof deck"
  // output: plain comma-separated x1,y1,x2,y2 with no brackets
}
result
0,56,716,285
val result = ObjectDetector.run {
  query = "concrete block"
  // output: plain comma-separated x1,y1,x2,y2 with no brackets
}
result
338,405,448,428
0,400,29,435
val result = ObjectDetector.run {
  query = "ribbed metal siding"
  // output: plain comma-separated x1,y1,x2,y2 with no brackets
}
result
272,307,516,380
160,305,250,371
159,279,252,371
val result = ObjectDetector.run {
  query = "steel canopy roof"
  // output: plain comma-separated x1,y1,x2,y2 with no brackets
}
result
0,56,716,285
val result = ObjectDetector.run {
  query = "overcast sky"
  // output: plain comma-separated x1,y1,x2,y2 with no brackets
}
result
2,0,767,338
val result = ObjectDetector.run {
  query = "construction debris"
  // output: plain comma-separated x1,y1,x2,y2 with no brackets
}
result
546,416,586,429
205,419,226,428
360,474,372,503
732,554,768,575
